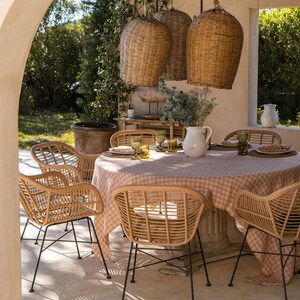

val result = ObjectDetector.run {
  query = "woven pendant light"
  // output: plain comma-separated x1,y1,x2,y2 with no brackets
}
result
120,17,171,87
187,1,244,89
154,8,192,81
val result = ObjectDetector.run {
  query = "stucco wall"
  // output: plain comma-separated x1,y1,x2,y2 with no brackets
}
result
133,0,251,142
133,0,300,149
0,1,53,299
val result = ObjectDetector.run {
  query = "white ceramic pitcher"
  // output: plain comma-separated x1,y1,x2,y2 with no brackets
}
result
183,126,213,158
261,104,278,128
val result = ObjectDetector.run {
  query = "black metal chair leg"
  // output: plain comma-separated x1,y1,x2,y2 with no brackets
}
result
71,221,81,259
35,225,46,245
20,218,30,242
29,226,49,292
197,229,211,286
293,241,297,275
123,242,134,300
188,242,195,300
88,217,111,279
130,243,138,283
228,225,250,287
64,221,69,231
86,218,94,254
279,239,288,300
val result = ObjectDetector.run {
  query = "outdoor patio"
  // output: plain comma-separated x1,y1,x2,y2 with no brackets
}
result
19,150,300,300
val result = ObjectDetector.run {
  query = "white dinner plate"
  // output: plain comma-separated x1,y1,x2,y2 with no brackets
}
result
256,148,293,155
109,146,134,155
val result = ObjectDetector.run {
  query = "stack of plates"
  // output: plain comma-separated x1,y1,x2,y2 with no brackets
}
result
109,146,134,156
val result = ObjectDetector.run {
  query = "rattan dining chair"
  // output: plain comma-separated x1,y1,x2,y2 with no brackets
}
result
112,185,212,300
228,182,300,300
19,172,111,292
223,129,282,145
31,141,98,185
110,129,156,147
24,141,99,241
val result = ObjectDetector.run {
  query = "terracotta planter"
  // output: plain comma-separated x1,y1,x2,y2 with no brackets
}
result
71,122,117,154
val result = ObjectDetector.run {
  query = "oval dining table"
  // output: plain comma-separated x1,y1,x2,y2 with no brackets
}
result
91,147,300,285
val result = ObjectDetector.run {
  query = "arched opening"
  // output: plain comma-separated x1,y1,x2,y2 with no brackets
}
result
0,1,53,298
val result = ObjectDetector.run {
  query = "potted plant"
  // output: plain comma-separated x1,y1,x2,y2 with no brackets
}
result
72,0,135,154
160,84,217,127
160,84,217,157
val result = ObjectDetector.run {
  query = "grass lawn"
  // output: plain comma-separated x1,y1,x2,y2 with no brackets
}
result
18,111,80,149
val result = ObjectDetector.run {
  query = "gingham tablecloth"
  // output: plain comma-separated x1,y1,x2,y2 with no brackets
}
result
92,150,300,285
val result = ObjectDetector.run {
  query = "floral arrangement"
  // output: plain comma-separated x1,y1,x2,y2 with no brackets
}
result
159,82,217,127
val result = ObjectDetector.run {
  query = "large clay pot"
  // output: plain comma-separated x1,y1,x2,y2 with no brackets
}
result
71,122,117,154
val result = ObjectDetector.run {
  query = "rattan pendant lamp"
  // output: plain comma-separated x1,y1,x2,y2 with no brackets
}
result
154,5,192,81
120,15,171,87
187,0,244,89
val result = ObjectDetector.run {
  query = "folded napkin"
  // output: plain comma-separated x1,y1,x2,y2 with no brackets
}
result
221,139,239,146
109,146,134,154
257,144,291,152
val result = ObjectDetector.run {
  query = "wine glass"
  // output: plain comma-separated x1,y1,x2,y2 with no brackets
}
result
130,137,142,159
155,130,166,151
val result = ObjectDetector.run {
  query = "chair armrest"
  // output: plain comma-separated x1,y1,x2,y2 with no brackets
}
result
46,183,104,222
19,171,69,188
37,163,83,185
233,189,276,234
77,154,99,182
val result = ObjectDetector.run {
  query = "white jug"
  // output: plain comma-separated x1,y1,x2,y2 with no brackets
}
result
183,126,213,158
261,104,278,128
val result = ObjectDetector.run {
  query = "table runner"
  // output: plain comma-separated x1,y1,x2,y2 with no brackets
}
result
92,150,300,285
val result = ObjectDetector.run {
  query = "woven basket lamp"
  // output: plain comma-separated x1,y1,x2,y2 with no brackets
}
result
154,8,192,81
120,17,171,87
187,1,244,89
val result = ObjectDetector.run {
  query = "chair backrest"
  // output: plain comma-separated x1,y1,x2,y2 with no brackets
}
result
234,182,300,241
224,129,281,145
19,172,103,226
19,172,68,226
110,130,156,147
31,141,79,168
31,141,92,185
112,185,207,247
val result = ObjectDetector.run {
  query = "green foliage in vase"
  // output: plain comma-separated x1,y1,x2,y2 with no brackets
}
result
160,82,217,127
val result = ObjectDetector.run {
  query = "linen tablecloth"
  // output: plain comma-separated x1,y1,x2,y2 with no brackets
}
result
92,150,300,284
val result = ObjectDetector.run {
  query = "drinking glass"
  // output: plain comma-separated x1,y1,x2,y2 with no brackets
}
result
168,139,177,152
155,130,166,151
130,137,142,159
237,131,249,155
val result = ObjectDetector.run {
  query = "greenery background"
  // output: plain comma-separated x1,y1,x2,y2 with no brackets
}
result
18,2,300,148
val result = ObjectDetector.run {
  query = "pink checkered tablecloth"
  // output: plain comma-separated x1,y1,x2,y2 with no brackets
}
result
92,149,300,285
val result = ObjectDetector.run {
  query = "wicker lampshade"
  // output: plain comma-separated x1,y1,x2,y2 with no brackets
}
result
120,17,171,87
154,8,192,81
187,5,244,89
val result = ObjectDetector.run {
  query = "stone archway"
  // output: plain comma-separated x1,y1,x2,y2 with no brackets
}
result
0,1,52,299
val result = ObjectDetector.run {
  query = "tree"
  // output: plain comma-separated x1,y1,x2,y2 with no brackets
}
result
20,0,83,113
258,8,300,122
79,0,169,123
